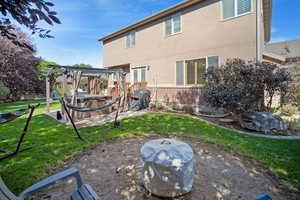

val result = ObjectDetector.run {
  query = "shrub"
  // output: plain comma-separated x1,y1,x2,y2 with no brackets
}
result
182,105,194,115
0,87,10,99
288,118,300,134
203,59,292,114
150,103,164,111
280,104,299,116
170,102,182,111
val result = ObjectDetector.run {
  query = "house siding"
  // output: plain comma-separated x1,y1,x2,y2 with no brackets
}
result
103,0,258,105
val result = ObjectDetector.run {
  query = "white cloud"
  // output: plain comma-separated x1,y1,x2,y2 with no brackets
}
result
269,37,289,43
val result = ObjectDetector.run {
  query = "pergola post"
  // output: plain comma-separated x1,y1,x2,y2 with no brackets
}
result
62,73,69,122
45,76,51,113
70,71,82,120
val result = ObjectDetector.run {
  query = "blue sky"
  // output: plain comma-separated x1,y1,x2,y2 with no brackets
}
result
25,0,300,68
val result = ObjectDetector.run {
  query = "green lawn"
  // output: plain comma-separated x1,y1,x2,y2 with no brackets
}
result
0,100,300,195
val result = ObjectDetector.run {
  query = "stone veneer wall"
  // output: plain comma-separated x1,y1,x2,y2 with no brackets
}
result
148,87,208,106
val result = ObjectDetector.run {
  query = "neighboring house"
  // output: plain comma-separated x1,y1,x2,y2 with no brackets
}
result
264,39,300,107
99,0,273,107
265,39,300,64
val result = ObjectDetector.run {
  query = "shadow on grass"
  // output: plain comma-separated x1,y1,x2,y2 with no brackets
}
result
0,101,299,194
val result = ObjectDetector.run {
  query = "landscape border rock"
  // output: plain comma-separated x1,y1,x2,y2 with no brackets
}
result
157,112,300,140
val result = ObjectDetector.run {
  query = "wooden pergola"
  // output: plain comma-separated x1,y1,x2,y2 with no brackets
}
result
45,65,129,122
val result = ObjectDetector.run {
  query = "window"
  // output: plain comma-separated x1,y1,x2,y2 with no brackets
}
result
141,68,146,82
132,67,147,83
207,56,219,70
126,31,136,48
133,69,138,82
186,59,206,85
176,61,184,86
165,13,181,36
112,73,117,82
176,56,219,86
222,0,251,20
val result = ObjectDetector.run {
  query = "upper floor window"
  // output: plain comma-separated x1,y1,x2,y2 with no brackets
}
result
222,0,252,20
165,13,181,36
126,31,136,48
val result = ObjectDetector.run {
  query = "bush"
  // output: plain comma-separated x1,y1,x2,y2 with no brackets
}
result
288,118,300,134
150,103,164,111
0,87,10,99
280,104,299,116
203,59,292,114
182,105,194,115
169,102,182,111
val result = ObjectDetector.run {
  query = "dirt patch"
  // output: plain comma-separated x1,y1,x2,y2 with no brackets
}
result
34,135,299,200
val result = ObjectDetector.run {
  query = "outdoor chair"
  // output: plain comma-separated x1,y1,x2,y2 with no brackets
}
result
0,168,101,200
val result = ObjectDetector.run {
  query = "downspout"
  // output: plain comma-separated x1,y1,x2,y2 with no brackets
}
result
256,0,262,62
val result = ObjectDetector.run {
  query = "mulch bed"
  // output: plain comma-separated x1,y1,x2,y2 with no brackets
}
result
33,134,299,200
164,110,289,136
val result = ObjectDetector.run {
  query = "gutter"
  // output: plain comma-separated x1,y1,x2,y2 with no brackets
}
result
98,0,204,42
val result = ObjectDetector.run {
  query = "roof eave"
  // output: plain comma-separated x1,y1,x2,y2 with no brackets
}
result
98,0,204,42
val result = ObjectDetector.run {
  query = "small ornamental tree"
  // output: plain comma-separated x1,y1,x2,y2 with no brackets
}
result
203,59,292,114
0,28,45,99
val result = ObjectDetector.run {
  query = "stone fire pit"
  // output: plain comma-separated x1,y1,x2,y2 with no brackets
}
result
140,138,195,197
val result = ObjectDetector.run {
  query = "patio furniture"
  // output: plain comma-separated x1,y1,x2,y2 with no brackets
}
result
0,168,101,200
60,96,122,140
0,109,27,124
140,138,195,197
0,104,42,161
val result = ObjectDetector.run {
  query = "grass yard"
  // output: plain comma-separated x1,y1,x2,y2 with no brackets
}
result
0,100,299,195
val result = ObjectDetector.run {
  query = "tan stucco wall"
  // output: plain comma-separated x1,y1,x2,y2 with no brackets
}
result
103,0,257,86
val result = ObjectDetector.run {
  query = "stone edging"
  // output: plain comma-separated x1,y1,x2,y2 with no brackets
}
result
152,111,300,140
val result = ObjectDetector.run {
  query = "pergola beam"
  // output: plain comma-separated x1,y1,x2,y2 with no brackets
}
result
48,65,129,75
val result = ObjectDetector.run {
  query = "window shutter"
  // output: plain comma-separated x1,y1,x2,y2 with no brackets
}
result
176,61,184,85
173,14,181,33
165,18,172,36
237,0,251,15
222,0,235,19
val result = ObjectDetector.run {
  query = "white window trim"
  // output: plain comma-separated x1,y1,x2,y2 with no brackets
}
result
164,13,182,37
220,0,253,21
131,67,147,83
175,56,219,86
125,30,136,48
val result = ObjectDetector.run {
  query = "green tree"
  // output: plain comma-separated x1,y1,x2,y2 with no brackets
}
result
73,64,94,68
0,0,60,49
73,63,94,68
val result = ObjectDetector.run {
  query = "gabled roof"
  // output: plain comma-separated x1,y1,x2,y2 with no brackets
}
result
98,0,273,42
265,39,300,59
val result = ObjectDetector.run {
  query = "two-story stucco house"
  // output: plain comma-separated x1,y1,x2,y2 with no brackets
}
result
99,0,273,107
